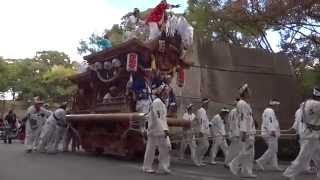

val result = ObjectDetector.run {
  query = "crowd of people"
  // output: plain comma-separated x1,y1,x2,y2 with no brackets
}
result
141,82,320,180
7,71,318,180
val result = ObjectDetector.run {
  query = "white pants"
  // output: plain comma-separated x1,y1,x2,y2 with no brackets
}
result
47,125,67,153
225,137,241,164
257,137,279,169
179,131,196,162
195,135,209,164
143,135,171,171
229,138,255,176
210,136,228,163
37,121,57,152
33,123,45,149
283,139,320,178
298,139,320,172
148,22,161,40
25,122,42,150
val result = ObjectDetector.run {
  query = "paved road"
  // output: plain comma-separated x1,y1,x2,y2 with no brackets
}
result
0,142,317,180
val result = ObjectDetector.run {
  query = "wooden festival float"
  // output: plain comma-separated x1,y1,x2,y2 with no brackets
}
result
67,30,193,157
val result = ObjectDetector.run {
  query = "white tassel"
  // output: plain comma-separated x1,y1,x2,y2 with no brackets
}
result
165,15,194,48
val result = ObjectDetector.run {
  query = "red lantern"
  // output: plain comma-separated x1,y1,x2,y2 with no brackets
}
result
126,53,138,72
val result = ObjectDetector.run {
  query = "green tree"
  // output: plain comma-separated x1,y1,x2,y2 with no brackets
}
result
302,70,320,97
0,58,9,93
34,51,72,70
107,24,125,45
3,51,76,106
0,58,9,118
10,59,45,103
42,65,76,103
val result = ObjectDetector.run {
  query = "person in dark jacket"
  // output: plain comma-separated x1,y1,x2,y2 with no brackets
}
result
4,110,17,144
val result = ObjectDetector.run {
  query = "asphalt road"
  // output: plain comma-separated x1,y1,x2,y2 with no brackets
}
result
0,142,317,180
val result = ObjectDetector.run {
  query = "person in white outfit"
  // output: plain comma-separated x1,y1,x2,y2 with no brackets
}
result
288,102,315,172
37,103,67,154
142,84,171,174
256,99,282,171
195,98,211,166
283,87,320,180
145,0,180,40
34,102,52,149
124,8,144,40
229,84,257,178
210,108,229,165
179,104,197,165
23,97,51,153
225,99,241,166
48,103,68,154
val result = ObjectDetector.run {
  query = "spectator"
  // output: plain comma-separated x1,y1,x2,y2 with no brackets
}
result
4,110,17,144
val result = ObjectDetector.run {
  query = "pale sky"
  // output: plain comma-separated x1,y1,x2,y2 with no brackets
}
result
0,0,187,62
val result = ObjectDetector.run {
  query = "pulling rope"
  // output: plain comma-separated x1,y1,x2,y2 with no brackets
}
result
167,130,316,144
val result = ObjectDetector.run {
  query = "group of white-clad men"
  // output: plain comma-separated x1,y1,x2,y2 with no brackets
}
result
23,97,72,154
142,83,320,180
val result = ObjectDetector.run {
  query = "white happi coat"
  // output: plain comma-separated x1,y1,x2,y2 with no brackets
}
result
257,107,281,169
227,108,240,139
194,107,210,165
210,114,227,137
261,108,280,138
292,107,306,137
196,107,210,136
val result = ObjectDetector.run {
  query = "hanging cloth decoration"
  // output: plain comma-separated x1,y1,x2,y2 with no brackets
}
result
89,65,119,84
176,66,185,87
151,54,157,71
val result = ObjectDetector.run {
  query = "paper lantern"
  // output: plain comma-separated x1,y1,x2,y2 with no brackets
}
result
95,62,103,70
126,53,138,72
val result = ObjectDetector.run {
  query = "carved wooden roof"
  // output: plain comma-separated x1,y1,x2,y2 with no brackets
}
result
84,38,151,64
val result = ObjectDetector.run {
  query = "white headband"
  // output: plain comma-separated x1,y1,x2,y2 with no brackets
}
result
269,100,280,105
202,99,209,104
221,108,230,113
239,83,249,94
314,88,320,97
186,104,193,109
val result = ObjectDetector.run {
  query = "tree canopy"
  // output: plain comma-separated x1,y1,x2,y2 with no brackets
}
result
187,0,320,67
0,51,76,106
